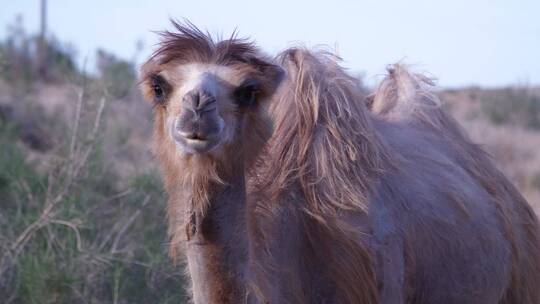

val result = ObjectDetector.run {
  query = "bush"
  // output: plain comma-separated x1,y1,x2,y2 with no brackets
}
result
0,16,79,86
0,89,187,303
480,87,540,130
96,49,137,100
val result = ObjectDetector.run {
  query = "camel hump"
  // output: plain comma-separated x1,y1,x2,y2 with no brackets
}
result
269,47,389,212
271,47,381,302
370,64,447,127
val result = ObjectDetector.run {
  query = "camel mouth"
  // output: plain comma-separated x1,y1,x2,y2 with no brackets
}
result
183,136,219,153
173,130,223,154
169,114,226,154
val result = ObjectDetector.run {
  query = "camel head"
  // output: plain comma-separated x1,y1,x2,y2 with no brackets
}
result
140,22,283,157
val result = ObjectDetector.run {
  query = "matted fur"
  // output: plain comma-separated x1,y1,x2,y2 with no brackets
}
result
145,20,283,102
140,21,278,258
139,22,282,304
141,22,540,303
371,64,540,303
249,50,540,303
248,49,389,303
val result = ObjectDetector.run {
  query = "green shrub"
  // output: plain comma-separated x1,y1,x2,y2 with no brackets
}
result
0,93,187,303
0,16,79,86
480,88,540,130
96,49,137,100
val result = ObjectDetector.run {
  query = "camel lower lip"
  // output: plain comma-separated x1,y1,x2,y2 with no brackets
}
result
180,136,220,153
185,138,208,146
185,137,205,142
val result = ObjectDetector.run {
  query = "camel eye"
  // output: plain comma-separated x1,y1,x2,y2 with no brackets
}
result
153,84,163,98
234,78,261,108
151,75,168,102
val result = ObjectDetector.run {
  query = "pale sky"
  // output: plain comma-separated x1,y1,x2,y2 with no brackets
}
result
1,0,539,87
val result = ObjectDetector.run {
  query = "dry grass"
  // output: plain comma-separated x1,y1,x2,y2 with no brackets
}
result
0,78,187,303
441,87,540,212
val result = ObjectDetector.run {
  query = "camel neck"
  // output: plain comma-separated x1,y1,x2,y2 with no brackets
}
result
184,161,249,304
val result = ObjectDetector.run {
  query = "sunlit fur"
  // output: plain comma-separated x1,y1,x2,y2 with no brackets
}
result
248,49,540,303
139,21,282,303
370,64,540,303
248,49,388,303
141,22,540,304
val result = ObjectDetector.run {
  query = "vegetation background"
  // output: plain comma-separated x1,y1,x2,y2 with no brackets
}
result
1,3,539,304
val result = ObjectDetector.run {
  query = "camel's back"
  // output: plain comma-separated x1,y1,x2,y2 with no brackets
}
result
261,50,540,303
368,120,540,303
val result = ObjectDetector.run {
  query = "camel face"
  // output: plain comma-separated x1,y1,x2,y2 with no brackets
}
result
147,62,262,155
139,22,284,160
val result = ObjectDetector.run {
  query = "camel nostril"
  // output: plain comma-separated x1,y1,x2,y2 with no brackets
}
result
183,89,216,112
184,91,200,109
198,97,216,111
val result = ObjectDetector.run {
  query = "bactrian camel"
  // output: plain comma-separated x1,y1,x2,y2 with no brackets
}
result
139,22,540,304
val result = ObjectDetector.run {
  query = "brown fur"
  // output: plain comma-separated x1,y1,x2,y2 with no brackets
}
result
141,22,540,303
249,50,540,303
248,49,389,303
140,20,279,254
371,65,540,303
140,21,282,303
